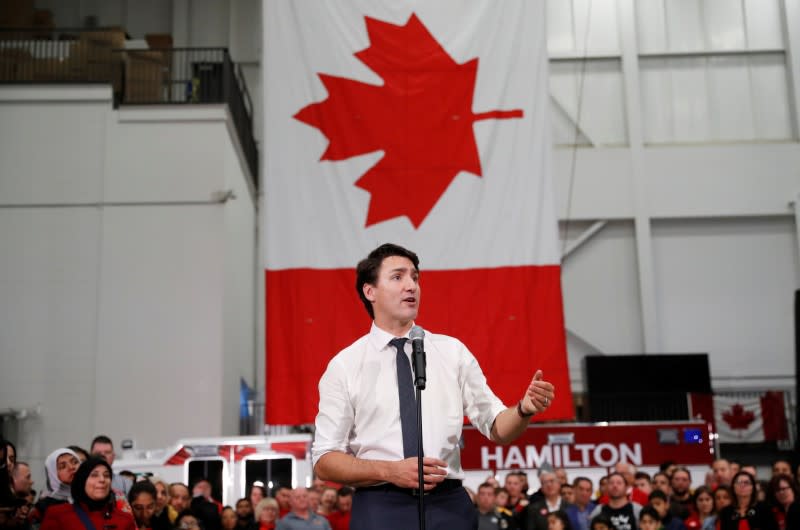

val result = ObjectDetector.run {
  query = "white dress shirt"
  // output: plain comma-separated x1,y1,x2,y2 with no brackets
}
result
312,322,507,480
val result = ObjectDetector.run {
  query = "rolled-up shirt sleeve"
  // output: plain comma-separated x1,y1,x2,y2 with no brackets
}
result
312,358,354,468
460,346,507,439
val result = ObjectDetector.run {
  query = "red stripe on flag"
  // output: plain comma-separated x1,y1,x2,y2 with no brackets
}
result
266,265,573,425
760,391,788,441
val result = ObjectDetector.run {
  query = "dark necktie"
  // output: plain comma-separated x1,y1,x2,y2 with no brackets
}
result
390,337,419,458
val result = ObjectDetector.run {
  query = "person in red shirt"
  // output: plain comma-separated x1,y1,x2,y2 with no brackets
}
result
275,486,291,518
767,474,800,530
684,486,717,530
40,456,136,530
326,487,353,530
316,486,337,518
254,498,279,530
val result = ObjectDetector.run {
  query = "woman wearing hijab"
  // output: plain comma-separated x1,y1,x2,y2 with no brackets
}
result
1,440,16,477
0,441,20,527
39,456,135,530
28,448,81,526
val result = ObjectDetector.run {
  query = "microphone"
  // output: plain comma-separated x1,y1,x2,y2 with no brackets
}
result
409,325,427,390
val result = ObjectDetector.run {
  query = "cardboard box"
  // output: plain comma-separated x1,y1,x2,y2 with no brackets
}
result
124,50,166,102
0,47,30,80
0,0,35,28
144,33,172,50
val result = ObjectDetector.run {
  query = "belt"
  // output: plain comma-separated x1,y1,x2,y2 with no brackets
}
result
359,479,462,497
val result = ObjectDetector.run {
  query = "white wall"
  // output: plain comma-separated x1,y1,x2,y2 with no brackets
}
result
653,217,799,391
0,86,256,479
3,0,798,431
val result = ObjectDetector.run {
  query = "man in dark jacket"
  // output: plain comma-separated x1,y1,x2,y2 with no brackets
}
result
525,471,573,530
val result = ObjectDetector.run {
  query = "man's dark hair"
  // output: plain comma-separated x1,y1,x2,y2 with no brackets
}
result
68,445,89,461
337,486,354,497
659,460,676,473
235,497,250,507
671,466,691,481
560,483,573,492
128,479,157,504
573,476,592,488
176,509,204,529
478,482,495,492
634,471,651,482
648,489,667,502
90,435,113,451
355,243,420,319
606,472,626,483
590,514,613,530
639,506,660,522
772,458,792,470
547,511,572,529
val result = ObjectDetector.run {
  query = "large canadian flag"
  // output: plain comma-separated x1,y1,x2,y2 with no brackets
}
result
262,2,572,425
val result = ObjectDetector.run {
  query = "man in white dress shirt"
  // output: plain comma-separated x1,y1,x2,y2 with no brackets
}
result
312,243,556,530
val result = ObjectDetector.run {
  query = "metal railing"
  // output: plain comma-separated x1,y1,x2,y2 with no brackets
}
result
0,29,258,185
112,47,258,184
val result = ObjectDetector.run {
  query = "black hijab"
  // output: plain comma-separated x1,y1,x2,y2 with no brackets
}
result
71,456,115,511
0,441,16,509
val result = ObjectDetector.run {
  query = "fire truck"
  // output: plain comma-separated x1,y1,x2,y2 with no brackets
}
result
113,420,715,504
113,434,313,506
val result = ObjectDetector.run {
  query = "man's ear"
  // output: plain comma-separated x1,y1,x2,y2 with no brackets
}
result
363,282,375,303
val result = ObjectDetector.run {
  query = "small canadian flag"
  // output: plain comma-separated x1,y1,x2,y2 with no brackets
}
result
713,392,788,443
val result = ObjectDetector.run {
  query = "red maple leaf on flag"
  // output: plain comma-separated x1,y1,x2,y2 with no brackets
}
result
721,403,756,430
294,13,523,228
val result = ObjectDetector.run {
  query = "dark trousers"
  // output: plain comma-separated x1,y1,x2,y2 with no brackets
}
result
351,485,478,530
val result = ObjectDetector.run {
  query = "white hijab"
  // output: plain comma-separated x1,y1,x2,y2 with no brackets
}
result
44,448,80,501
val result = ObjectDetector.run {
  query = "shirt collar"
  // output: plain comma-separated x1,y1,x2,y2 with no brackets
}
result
368,321,414,351
546,497,562,511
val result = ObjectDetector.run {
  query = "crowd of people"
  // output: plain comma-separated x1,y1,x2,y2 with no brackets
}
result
3,435,799,530
473,459,799,530
0,436,354,530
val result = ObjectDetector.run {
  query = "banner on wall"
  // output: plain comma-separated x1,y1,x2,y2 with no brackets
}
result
262,1,572,424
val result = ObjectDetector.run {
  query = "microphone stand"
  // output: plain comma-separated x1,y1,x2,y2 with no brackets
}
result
415,380,425,530
410,327,427,530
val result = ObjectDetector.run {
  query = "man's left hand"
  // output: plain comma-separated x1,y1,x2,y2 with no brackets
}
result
521,370,554,415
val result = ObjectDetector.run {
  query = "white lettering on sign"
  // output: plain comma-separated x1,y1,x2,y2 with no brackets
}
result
480,443,642,469
525,445,551,468
482,446,503,468
593,443,618,467
620,443,642,464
